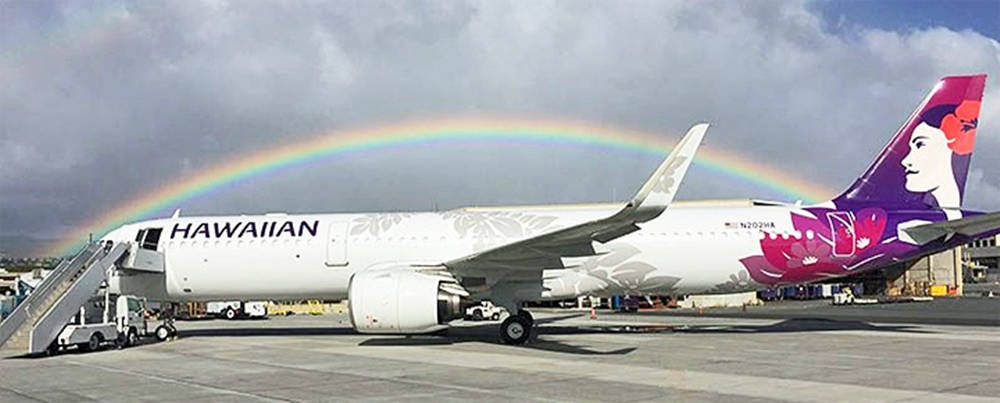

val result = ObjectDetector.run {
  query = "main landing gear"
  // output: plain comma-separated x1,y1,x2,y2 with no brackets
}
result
499,310,534,345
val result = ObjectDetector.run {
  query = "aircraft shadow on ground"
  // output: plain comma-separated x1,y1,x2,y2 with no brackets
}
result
664,317,931,334
358,316,929,353
358,313,638,355
180,327,357,337
174,315,927,356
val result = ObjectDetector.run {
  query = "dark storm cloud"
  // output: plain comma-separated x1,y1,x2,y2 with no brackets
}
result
1,0,999,238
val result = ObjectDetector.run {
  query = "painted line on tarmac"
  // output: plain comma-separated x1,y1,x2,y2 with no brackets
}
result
821,329,1000,343
302,343,995,402
64,359,291,402
562,317,1000,343
155,337,567,402
0,384,44,402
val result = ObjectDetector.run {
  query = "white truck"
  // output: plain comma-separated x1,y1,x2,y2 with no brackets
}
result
465,301,507,321
50,293,172,354
206,301,268,320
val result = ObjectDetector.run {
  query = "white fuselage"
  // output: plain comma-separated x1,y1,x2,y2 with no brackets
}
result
105,200,798,302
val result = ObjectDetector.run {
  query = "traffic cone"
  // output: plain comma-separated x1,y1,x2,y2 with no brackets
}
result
590,307,597,319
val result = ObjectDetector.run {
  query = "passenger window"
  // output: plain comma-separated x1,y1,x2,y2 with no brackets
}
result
141,228,162,251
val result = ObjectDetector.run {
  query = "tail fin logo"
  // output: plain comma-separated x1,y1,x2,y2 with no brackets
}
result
901,100,981,209
835,74,986,211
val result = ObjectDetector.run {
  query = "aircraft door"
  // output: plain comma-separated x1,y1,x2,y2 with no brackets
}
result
827,212,856,257
140,228,162,251
325,221,350,267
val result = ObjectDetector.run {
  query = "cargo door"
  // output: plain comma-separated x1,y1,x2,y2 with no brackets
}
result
325,221,350,267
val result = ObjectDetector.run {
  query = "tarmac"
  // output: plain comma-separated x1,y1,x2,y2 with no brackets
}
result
1,299,999,402
638,296,1000,326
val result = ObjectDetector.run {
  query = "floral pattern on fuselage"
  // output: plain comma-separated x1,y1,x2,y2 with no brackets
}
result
551,243,681,295
350,213,413,237
709,269,761,293
441,210,560,250
739,207,891,285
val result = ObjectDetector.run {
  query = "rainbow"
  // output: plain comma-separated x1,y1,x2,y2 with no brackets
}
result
45,117,836,256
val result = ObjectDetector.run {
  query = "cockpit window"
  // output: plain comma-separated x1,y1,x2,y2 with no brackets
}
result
141,228,162,251
135,229,146,242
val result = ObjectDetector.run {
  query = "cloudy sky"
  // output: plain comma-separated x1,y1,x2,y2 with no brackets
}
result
2,0,999,242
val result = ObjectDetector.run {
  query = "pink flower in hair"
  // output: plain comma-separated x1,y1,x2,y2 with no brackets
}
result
941,100,980,155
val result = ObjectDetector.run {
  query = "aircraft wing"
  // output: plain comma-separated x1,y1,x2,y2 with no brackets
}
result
443,123,708,274
902,211,1000,245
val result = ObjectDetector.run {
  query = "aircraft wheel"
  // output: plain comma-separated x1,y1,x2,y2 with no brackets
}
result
155,325,171,341
500,315,531,345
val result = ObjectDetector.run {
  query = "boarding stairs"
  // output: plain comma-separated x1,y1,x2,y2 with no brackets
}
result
0,242,129,356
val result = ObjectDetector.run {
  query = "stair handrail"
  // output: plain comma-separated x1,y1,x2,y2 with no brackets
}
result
0,243,101,347
25,243,103,318
29,242,129,354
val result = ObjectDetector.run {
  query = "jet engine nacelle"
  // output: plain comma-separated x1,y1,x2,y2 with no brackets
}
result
348,267,469,334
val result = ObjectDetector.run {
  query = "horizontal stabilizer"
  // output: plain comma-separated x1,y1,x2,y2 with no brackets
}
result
903,211,1000,244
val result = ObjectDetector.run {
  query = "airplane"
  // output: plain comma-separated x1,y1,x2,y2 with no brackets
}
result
102,74,990,344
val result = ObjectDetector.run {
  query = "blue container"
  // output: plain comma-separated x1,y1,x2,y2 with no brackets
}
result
759,288,777,301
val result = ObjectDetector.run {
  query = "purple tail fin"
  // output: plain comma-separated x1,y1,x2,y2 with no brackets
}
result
834,74,986,209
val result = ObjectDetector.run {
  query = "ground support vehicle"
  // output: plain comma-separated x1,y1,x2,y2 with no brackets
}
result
50,289,172,354
206,301,268,319
465,301,507,321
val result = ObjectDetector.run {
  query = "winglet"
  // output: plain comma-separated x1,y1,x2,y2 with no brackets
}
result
626,123,708,222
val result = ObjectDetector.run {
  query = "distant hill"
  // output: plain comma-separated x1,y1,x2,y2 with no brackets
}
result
0,236,71,258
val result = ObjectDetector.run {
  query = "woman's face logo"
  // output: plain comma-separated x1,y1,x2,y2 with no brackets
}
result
901,122,954,193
